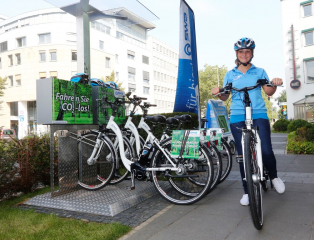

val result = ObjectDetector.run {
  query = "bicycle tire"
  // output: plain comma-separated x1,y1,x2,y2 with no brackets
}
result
108,135,135,184
218,139,233,184
229,140,236,155
243,132,263,230
78,133,116,190
205,144,222,193
150,138,214,205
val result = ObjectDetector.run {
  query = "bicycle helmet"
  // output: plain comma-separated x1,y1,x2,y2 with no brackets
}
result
90,78,105,87
70,73,89,84
234,37,255,66
105,81,119,90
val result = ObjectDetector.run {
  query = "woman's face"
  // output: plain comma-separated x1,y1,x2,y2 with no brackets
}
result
236,49,252,63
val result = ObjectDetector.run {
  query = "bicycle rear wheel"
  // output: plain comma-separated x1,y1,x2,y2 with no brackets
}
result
78,133,116,190
243,132,263,230
229,140,236,155
206,144,222,192
218,139,233,184
150,139,214,205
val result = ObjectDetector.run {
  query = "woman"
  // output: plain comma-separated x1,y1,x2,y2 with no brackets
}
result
211,37,285,206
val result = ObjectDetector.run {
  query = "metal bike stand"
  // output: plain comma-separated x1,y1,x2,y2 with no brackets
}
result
23,124,159,216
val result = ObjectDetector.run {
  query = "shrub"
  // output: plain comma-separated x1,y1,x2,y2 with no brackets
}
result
296,125,314,142
287,131,314,154
0,134,58,200
273,119,290,132
287,119,312,133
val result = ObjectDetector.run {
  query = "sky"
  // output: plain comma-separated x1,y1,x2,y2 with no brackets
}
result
0,0,285,100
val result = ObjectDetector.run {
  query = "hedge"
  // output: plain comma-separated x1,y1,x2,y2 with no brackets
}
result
273,119,290,132
0,134,58,200
287,119,312,133
286,131,314,154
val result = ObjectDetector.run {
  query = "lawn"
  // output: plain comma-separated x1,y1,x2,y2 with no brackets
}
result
0,188,131,240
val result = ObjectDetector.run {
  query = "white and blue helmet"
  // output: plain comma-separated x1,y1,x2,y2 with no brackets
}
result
234,37,255,51
90,78,105,87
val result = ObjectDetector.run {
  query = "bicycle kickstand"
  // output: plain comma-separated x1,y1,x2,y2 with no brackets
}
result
126,170,136,190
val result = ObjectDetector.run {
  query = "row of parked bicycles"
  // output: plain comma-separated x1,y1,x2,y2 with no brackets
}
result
75,92,234,205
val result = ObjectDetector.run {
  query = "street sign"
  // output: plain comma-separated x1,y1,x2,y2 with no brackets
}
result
290,79,301,90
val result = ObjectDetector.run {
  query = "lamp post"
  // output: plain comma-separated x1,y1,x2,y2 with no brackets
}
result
212,67,220,87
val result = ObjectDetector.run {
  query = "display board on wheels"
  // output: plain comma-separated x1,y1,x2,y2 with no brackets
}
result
205,99,235,146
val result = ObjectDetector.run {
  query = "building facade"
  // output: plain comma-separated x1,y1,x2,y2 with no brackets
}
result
0,8,178,138
281,0,314,121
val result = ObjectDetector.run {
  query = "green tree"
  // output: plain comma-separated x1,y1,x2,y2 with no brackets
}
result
261,90,277,121
198,65,228,115
0,77,7,115
102,71,125,91
275,90,287,119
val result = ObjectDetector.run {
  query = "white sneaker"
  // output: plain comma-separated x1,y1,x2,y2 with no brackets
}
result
240,194,249,206
272,177,285,194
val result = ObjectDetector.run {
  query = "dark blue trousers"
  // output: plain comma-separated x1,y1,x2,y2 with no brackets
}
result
230,118,278,194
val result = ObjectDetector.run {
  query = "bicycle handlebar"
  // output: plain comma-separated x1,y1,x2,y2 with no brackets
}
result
215,79,283,97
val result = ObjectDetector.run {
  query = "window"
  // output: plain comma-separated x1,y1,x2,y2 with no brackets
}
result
39,72,46,79
10,102,18,116
143,87,149,94
50,50,57,61
0,41,7,52
99,40,104,49
17,37,26,47
8,55,13,66
15,74,21,86
142,55,149,64
16,54,21,65
127,50,135,60
143,71,150,84
105,57,110,68
305,59,314,83
128,83,136,92
115,72,119,80
305,31,314,45
50,71,58,78
39,33,51,44
115,54,119,63
303,4,312,17
39,51,46,62
8,76,13,87
72,51,77,61
128,67,136,81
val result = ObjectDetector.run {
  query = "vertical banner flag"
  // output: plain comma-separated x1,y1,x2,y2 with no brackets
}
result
174,0,201,124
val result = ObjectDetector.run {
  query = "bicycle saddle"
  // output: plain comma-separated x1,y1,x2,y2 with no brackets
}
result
145,115,166,124
166,117,180,125
174,114,192,122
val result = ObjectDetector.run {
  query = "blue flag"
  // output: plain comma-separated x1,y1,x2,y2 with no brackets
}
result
174,0,200,124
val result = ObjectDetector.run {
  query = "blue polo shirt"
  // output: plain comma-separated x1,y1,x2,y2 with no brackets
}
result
223,64,269,123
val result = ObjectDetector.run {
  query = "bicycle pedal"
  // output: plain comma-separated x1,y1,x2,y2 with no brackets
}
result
236,157,243,163
126,186,135,190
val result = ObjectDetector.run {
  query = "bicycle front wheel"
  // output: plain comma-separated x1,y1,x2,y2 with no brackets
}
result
150,138,214,205
78,133,116,190
218,139,233,184
243,132,263,230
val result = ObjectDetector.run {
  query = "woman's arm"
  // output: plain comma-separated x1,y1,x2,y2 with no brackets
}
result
262,78,282,96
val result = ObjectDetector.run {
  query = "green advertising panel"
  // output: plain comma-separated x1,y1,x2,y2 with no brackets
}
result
53,78,93,124
205,129,222,150
171,130,200,159
92,86,126,125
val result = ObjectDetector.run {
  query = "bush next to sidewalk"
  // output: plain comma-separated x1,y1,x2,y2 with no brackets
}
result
286,131,314,154
287,119,312,133
273,119,290,132
0,134,58,200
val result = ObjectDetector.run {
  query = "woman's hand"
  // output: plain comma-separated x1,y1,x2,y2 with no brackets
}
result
211,87,220,96
271,78,283,86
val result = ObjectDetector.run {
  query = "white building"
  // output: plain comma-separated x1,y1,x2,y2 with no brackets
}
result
0,8,178,138
281,0,314,120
